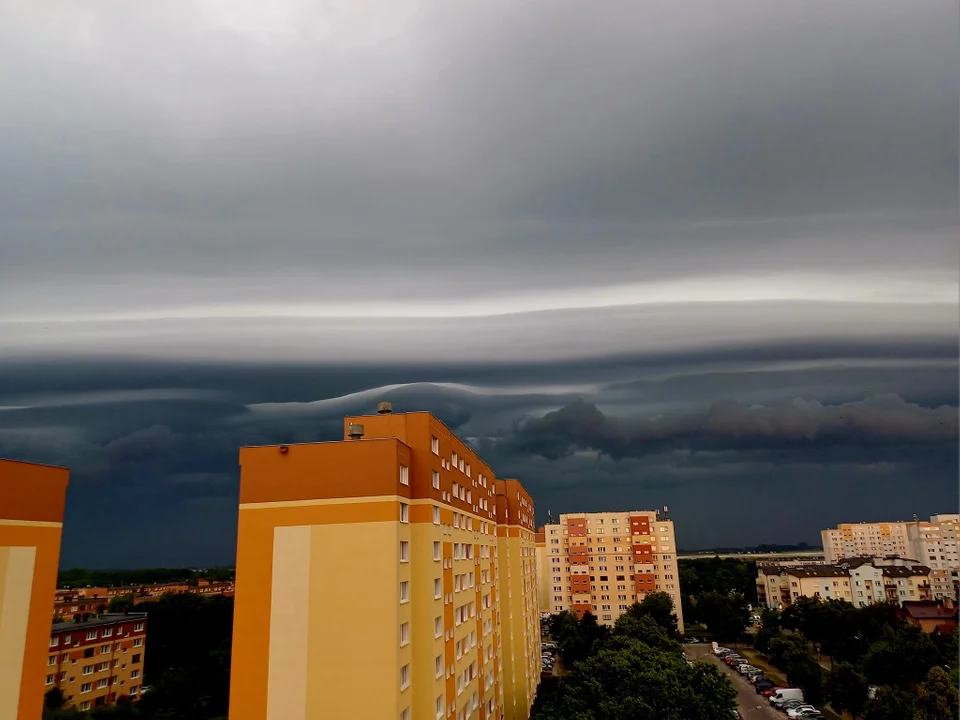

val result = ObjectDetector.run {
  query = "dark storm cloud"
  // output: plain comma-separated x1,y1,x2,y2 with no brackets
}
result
0,1,956,565
0,0,956,340
0,339,955,566
508,396,958,460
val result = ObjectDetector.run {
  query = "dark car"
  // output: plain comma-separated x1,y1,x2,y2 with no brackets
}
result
755,680,775,694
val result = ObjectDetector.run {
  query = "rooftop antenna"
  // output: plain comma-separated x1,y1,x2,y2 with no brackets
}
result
546,509,555,525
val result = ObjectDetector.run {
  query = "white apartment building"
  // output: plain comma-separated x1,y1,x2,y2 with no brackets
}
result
908,515,960,600
538,510,683,632
821,515,959,600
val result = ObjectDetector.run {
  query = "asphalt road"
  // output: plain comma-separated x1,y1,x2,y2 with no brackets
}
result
684,644,783,720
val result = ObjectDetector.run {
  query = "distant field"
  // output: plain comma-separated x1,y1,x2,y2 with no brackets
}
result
678,550,825,560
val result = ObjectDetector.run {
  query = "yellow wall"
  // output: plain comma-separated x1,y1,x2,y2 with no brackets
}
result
0,459,68,720
230,503,404,720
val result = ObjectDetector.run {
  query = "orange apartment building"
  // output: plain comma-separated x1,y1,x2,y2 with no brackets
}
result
47,614,148,710
537,510,684,633
1,458,70,720
228,405,541,720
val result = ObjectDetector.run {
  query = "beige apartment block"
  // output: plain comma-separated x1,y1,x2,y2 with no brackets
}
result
821,515,959,600
908,516,959,600
821,522,911,563
757,558,932,610
540,510,683,633
229,408,539,720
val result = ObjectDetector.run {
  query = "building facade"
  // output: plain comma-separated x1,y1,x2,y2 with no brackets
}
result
540,511,684,633
229,408,539,720
47,614,147,711
1,459,70,720
494,480,540,720
821,522,911,562
821,515,959,599
907,515,959,600
757,558,931,610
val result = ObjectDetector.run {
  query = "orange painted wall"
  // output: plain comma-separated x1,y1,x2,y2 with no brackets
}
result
0,459,69,720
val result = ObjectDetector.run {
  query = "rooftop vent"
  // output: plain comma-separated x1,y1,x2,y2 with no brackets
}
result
377,401,393,414
347,423,365,439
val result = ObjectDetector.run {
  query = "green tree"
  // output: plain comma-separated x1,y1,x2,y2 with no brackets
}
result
865,686,915,720
785,650,823,706
698,591,750,643
623,592,680,638
914,666,960,720
760,606,782,631
826,662,869,719
108,593,136,613
44,687,65,711
534,637,737,720
612,613,682,654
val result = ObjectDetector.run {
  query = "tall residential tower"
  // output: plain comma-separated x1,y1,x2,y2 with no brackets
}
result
228,408,540,720
537,510,683,633
0,459,69,720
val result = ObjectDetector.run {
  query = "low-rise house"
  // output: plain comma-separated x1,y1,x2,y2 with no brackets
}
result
900,598,958,633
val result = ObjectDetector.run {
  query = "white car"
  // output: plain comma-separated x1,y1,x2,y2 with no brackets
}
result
786,705,820,718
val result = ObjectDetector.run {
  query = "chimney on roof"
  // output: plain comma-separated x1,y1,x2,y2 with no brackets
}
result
347,424,365,439
377,401,393,414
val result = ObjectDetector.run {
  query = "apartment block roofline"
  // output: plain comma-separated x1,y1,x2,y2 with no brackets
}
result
0,456,70,470
240,436,405,450
51,612,148,633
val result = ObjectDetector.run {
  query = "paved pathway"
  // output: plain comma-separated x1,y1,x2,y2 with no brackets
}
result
684,644,783,720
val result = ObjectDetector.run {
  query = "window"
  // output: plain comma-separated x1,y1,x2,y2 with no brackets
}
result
436,694,445,718
400,622,410,647
46,674,54,685
132,638,142,648
452,452,458,466
433,506,440,525
433,541,442,561
134,623,144,632
97,662,109,672
100,644,110,654
431,436,439,454
97,678,109,689
400,465,409,486
132,653,141,664
400,663,411,690
82,665,93,676
400,581,410,604
80,702,91,711
81,682,92,693
400,503,409,523
400,541,410,562
434,616,442,638
86,631,97,640
401,710,411,720
130,685,139,695
435,655,443,678
48,656,56,667
432,470,440,489
102,628,112,638
50,637,59,648
434,578,442,599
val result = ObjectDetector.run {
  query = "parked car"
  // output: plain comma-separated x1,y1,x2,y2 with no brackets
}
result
787,705,820,718
761,686,781,697
769,688,804,706
755,679,775,693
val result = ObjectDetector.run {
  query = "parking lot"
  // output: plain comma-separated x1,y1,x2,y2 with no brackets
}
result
683,643,783,720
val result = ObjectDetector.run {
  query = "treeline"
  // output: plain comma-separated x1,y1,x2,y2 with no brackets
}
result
755,598,958,719
58,567,234,589
532,593,737,719
45,593,234,720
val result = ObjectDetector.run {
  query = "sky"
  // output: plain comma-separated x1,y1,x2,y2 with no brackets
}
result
1,0,957,568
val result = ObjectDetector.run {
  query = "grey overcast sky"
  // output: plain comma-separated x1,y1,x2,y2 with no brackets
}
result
1,0,957,567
